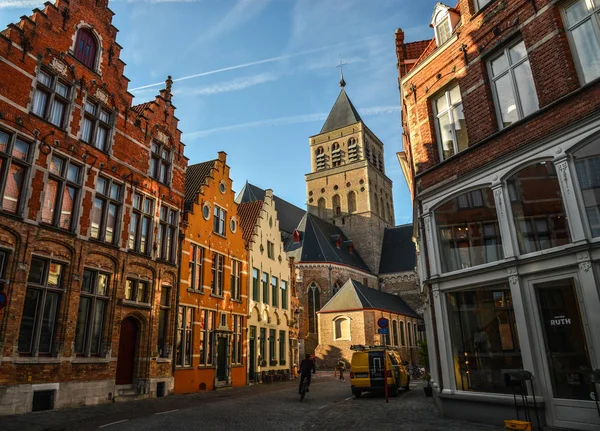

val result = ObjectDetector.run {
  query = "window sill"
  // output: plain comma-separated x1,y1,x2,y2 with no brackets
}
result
89,238,119,250
231,298,242,303
127,250,153,259
14,357,61,364
79,139,112,157
156,258,177,267
40,223,77,237
0,210,24,222
175,366,194,370
72,357,111,364
197,365,215,369
155,357,171,364
231,364,245,368
30,112,68,133
122,299,152,309
187,288,204,295
212,232,227,239
210,293,224,300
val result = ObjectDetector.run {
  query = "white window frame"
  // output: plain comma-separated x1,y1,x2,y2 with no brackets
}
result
333,316,351,341
432,84,467,161
435,16,452,45
561,0,600,84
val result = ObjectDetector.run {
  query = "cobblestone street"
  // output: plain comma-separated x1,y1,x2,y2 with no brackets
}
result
1,372,506,431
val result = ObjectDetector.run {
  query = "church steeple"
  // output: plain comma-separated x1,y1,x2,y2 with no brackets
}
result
320,89,363,134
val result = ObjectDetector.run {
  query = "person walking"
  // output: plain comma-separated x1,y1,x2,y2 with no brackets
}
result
336,358,346,381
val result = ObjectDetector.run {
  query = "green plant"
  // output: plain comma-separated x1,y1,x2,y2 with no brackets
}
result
417,339,429,369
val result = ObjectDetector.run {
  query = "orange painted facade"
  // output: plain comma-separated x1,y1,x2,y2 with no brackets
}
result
174,152,248,393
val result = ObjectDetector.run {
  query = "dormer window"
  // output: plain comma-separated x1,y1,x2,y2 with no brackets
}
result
74,29,98,70
431,4,460,46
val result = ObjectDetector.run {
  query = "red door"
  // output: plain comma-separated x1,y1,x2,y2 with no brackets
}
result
116,318,137,385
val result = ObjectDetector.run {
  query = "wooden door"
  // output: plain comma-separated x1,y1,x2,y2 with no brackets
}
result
116,318,137,385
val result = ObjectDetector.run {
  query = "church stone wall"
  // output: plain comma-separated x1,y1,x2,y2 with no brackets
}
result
380,271,420,313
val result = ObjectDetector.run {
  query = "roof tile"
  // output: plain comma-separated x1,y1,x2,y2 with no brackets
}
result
237,201,263,245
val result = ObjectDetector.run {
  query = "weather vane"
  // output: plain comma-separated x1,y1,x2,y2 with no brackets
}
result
337,54,347,87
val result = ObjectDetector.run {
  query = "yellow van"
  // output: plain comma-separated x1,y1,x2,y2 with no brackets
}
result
349,345,410,397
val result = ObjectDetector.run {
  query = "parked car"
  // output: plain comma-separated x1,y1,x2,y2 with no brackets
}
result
349,345,410,398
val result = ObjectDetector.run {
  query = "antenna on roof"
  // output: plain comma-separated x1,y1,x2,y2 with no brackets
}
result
337,54,347,88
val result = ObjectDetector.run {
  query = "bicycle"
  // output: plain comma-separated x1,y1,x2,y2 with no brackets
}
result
408,364,424,380
299,375,309,401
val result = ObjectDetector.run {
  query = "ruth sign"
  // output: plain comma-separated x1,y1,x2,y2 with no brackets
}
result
550,315,571,326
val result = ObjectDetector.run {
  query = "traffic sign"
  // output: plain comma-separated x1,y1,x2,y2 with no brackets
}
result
0,292,6,311
377,327,389,335
377,317,389,329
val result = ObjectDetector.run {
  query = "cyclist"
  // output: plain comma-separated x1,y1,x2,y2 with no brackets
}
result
299,354,316,393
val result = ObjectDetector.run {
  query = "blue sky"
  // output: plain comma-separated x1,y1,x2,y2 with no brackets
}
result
1,0,439,224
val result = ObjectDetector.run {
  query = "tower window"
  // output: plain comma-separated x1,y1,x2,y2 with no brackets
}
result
333,194,341,215
74,29,98,70
331,142,341,167
315,147,326,170
348,138,358,161
348,191,356,213
378,152,383,171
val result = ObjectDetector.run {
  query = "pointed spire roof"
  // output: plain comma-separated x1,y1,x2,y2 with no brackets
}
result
320,88,363,134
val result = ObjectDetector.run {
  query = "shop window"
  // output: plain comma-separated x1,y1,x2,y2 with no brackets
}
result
279,330,286,365
392,320,399,345
333,316,350,341
269,329,276,364
233,315,243,364
74,269,109,356
573,136,600,237
447,285,523,394
0,130,32,214
435,187,503,272
31,70,71,129
433,84,468,160
41,156,82,231
400,321,406,346
488,40,539,129
18,258,64,355
176,306,193,367
507,162,570,254
562,0,600,84
74,29,98,70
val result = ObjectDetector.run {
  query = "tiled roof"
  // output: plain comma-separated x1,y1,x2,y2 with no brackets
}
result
131,102,153,115
412,38,437,72
404,39,432,61
237,200,263,245
320,279,419,318
285,212,370,273
235,182,305,236
378,224,416,274
320,88,363,134
184,160,216,208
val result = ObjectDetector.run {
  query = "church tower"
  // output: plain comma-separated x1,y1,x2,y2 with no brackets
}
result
306,77,394,273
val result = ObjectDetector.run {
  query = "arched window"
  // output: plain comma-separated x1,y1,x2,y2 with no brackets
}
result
400,321,406,346
435,187,503,272
573,136,600,237
347,191,356,213
333,281,342,295
392,320,398,346
507,162,570,254
74,28,98,70
378,152,383,170
315,147,326,170
374,193,379,215
317,197,326,219
333,316,351,341
331,142,341,167
408,322,413,346
365,144,371,162
332,194,341,215
307,283,321,333
347,137,358,161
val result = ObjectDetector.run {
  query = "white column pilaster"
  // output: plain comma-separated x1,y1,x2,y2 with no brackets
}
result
492,183,516,259
422,212,439,277
554,157,586,242
432,283,453,394
577,252,600,368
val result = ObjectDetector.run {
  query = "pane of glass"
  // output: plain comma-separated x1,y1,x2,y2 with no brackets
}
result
55,82,69,98
437,18,451,44
105,203,116,243
49,157,63,176
494,73,518,127
125,280,133,300
18,289,40,353
81,269,93,292
85,101,96,115
452,103,469,153
150,158,158,179
565,0,592,26
435,92,448,113
59,185,76,230
137,282,147,302
160,286,169,306
12,139,29,160
97,273,108,296
110,183,120,201
95,126,108,152
509,41,527,64
437,112,455,159
143,199,152,214
37,71,52,87
90,300,105,354
2,163,25,213
152,143,159,154
159,163,167,183
535,279,592,400
491,52,509,77
47,262,62,287
161,149,169,160
67,164,80,183
133,193,141,210
128,212,138,250
449,85,462,105
32,90,48,117
96,177,107,194
38,291,60,353
573,138,600,237
41,179,58,224
74,296,90,354
161,206,168,221
49,100,66,127
169,210,177,225
447,286,522,394
99,110,110,123
570,20,600,83
514,61,539,117
0,131,8,153
140,216,149,253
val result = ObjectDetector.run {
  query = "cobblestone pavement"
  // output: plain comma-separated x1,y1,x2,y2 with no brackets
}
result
1,372,506,431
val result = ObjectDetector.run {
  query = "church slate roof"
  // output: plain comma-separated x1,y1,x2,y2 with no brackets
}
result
320,88,363,134
285,212,371,273
319,279,419,318
235,182,305,236
378,224,416,274
184,160,216,209
237,200,263,245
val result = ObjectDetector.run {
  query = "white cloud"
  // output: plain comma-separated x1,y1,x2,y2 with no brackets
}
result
175,72,278,96
203,0,271,41
183,105,399,141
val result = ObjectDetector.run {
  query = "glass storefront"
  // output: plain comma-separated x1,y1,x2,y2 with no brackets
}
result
573,137,600,237
447,285,522,394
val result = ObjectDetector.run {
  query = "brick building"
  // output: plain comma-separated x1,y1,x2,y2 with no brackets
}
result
237,190,292,383
0,0,187,414
174,153,247,393
396,1,600,429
